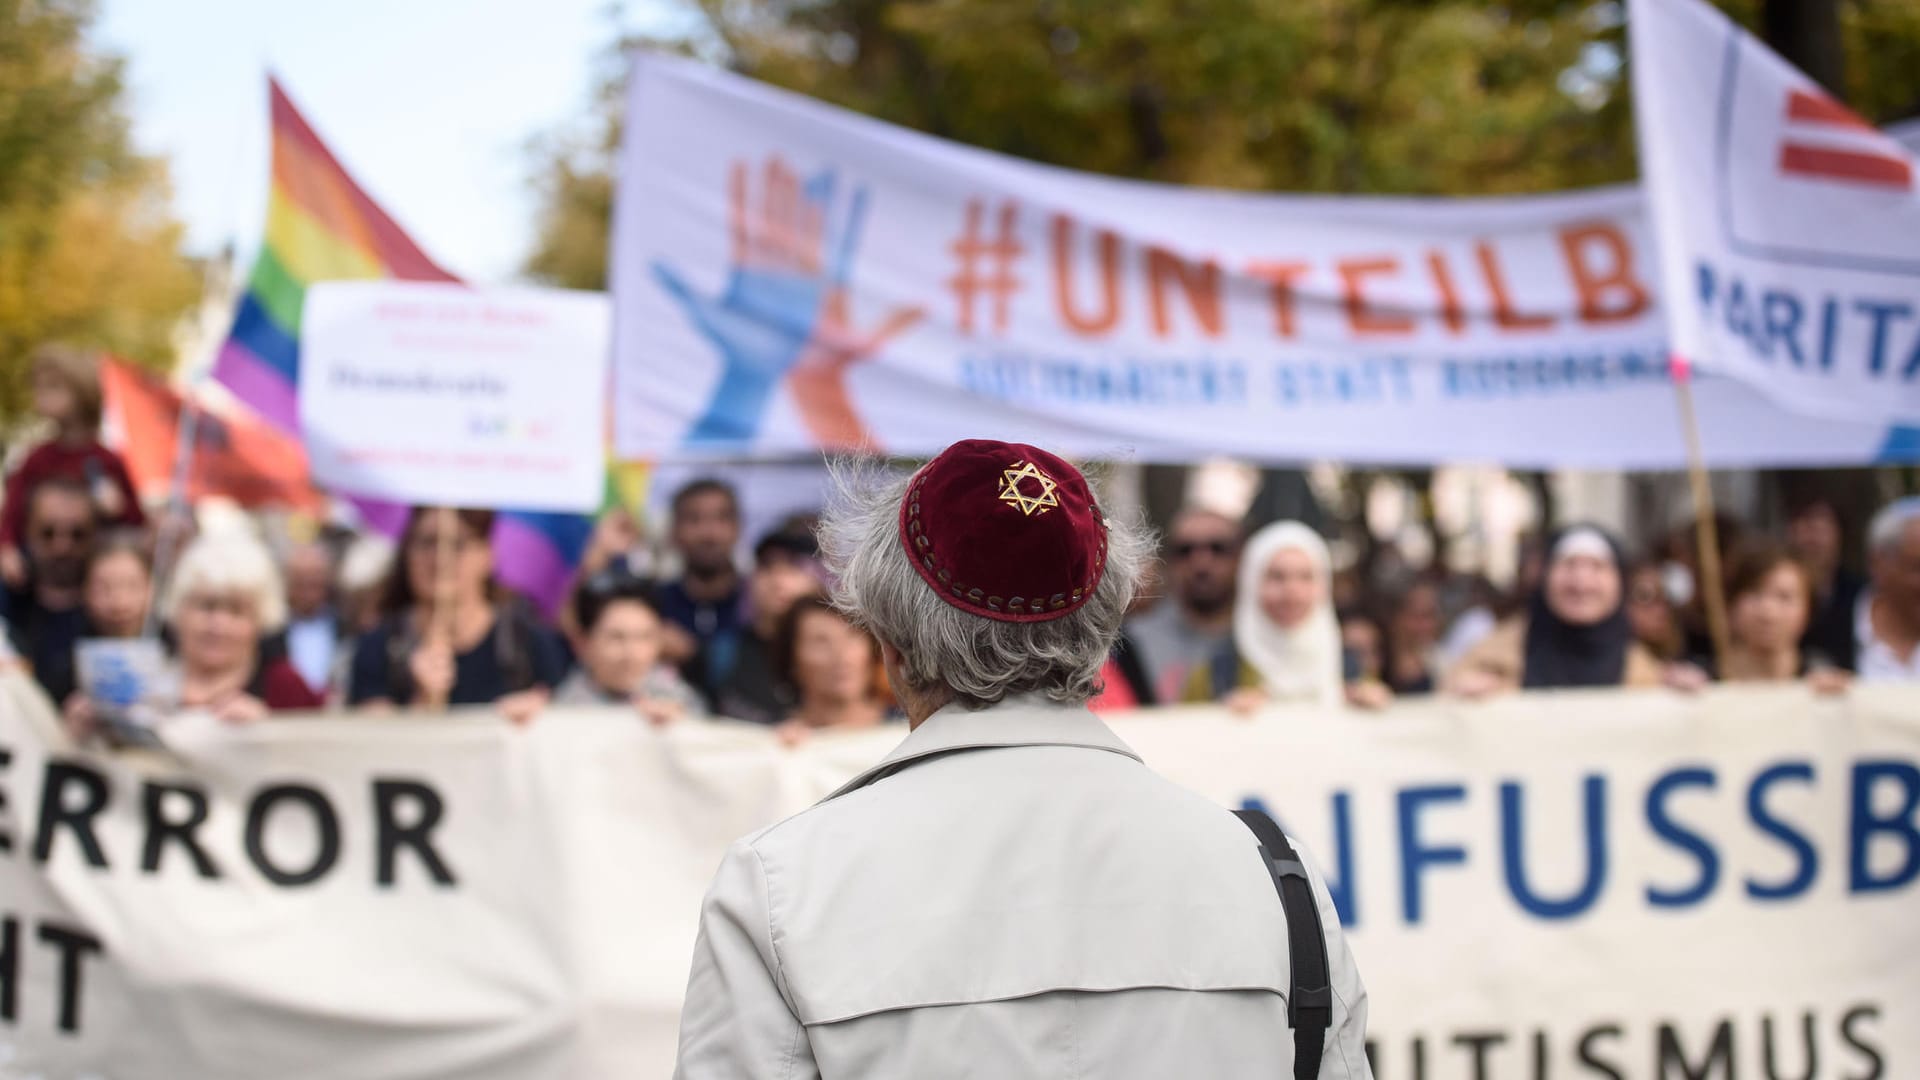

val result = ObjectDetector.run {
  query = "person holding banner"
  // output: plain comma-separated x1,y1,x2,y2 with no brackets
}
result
552,568,703,719
1124,508,1241,703
62,533,321,734
1446,525,1664,696
346,508,566,720
80,532,154,641
770,594,894,744
1183,521,1351,710
1689,544,1849,692
675,440,1369,1078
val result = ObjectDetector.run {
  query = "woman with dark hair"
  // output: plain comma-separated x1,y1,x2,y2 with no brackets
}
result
1447,525,1665,696
1379,578,1442,696
552,568,703,720
346,507,565,721
772,595,894,744
1624,560,1685,662
1695,544,1848,691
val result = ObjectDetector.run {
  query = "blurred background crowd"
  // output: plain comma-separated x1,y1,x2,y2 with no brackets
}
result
7,346,1917,740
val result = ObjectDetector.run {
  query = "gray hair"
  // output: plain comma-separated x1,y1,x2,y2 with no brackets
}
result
164,532,289,634
820,458,1153,709
1868,496,1920,557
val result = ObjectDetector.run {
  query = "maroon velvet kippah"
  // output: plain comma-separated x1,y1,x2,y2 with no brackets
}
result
899,440,1108,622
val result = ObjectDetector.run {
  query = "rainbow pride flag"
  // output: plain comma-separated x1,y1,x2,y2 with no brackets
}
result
215,77,594,614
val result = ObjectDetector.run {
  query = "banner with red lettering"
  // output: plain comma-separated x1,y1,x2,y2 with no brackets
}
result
612,53,1920,469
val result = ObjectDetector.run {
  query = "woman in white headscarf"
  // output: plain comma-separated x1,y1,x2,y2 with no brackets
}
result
1182,521,1346,709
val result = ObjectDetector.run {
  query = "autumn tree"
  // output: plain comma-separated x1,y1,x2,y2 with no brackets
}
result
526,0,1920,289
0,0,200,420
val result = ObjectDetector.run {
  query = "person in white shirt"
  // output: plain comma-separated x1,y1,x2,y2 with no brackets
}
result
674,440,1371,1079
1853,497,1920,682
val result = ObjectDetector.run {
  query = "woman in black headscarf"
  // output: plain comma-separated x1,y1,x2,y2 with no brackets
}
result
1446,525,1665,696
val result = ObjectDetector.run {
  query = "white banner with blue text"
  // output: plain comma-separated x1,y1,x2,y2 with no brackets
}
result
1632,0,1920,425
3,673,1917,1078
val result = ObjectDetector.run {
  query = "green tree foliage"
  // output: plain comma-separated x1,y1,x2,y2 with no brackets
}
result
0,0,199,419
523,0,1920,289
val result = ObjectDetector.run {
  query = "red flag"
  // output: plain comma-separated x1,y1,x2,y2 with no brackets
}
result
102,359,326,513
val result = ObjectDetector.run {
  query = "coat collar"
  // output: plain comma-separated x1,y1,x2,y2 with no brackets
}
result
823,694,1143,802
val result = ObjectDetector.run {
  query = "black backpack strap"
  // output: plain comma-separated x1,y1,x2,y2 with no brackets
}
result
1234,808,1333,1080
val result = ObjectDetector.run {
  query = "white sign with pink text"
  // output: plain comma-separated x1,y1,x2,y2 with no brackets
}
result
300,281,609,512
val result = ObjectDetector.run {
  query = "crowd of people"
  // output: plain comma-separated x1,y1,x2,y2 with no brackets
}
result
1117,493,1920,711
3,348,1918,741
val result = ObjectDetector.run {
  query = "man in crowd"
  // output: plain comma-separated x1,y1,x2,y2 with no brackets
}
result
1124,506,1242,701
656,479,748,694
1785,495,1866,666
1854,497,1920,681
280,540,343,694
675,440,1369,1076
708,523,825,724
1,477,96,704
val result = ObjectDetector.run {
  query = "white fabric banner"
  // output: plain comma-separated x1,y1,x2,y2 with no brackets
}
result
612,52,1920,469
1631,0,1920,424
300,282,610,512
5,672,1919,1078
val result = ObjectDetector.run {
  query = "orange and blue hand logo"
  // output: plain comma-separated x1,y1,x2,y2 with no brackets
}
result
652,157,924,450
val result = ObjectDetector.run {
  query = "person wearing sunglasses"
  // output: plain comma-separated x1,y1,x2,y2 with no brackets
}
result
1,476,98,705
1122,507,1243,702
1623,560,1685,662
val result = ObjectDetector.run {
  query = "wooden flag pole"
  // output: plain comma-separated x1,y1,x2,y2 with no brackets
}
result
1673,361,1732,674
143,377,207,641
425,506,458,711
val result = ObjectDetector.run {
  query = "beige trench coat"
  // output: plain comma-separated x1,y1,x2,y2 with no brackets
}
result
673,695,1372,1079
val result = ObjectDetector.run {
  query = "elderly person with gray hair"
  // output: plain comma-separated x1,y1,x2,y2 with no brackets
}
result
674,440,1371,1079
62,533,322,738
1850,496,1920,681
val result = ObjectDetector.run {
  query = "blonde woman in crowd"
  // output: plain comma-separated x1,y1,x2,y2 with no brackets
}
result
64,532,322,736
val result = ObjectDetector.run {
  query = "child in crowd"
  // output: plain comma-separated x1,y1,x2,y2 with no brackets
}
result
553,568,704,724
82,532,154,639
1,346,145,587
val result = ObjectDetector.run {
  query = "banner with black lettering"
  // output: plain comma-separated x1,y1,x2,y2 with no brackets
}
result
3,672,1917,1078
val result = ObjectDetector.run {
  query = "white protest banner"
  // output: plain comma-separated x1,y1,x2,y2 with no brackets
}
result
1895,119,1920,158
5,672,1918,1078
300,282,609,512
612,52,1920,469
1631,0,1920,424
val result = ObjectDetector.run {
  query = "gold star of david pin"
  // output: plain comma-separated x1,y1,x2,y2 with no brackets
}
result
998,461,1060,516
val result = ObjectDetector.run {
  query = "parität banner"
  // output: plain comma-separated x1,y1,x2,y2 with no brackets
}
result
1632,0,1920,425
3,672,1917,1078
611,52,1920,469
